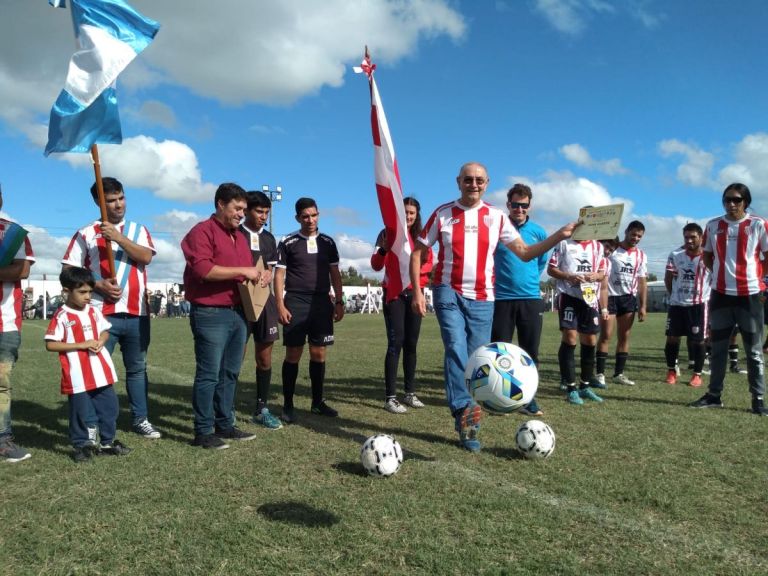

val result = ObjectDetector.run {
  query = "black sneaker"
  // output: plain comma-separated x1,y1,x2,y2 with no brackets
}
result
311,401,338,417
72,446,94,463
281,406,297,424
193,433,230,450
752,396,768,416
98,440,132,456
214,426,257,441
688,394,724,409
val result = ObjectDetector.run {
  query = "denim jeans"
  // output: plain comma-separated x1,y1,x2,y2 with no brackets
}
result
190,304,248,436
68,386,118,447
0,331,21,437
433,285,494,414
104,314,150,424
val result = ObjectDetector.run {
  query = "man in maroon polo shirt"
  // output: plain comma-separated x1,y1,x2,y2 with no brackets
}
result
181,183,265,449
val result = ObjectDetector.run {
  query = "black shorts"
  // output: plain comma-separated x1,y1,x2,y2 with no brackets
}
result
250,294,280,343
665,304,706,341
282,292,335,347
558,293,599,334
608,294,637,316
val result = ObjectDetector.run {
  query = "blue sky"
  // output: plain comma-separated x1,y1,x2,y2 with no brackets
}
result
1,0,766,282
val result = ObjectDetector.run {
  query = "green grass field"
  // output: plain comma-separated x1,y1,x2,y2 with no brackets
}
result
2,312,767,575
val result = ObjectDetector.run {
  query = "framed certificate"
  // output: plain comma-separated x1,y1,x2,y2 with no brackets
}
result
572,204,624,241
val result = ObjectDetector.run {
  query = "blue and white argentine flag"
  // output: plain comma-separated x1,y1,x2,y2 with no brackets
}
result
45,0,159,156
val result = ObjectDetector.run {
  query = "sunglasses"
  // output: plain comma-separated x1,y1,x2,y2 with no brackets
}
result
508,201,530,210
723,196,744,205
462,177,487,185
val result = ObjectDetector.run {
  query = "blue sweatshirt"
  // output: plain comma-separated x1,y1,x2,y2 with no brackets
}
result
493,217,549,300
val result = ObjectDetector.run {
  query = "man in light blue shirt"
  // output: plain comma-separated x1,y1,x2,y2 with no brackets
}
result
491,184,549,415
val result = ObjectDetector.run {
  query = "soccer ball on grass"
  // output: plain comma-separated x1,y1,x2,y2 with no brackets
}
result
465,342,539,413
515,419,556,459
360,434,403,477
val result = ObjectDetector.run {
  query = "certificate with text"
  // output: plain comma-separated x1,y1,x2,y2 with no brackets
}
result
572,204,624,241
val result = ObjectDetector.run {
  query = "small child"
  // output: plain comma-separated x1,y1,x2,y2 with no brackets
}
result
45,267,131,462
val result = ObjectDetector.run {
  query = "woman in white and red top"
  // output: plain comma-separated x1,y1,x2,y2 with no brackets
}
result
371,197,433,414
45,267,130,461
409,162,576,452
691,183,768,415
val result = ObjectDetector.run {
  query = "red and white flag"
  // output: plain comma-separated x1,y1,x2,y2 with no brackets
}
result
355,51,411,302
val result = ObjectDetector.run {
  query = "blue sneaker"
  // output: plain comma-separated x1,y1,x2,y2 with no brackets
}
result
455,404,482,452
567,389,584,405
518,398,543,416
579,387,604,402
253,408,283,430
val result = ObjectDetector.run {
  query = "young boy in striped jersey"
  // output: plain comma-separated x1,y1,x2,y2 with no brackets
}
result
45,267,131,462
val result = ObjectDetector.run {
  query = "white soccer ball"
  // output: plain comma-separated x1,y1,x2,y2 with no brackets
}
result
360,434,403,477
515,419,556,459
465,342,539,413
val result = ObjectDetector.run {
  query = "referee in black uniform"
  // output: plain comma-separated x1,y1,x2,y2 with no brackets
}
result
274,197,344,423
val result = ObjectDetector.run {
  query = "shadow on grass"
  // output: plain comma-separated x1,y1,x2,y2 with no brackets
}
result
257,501,340,527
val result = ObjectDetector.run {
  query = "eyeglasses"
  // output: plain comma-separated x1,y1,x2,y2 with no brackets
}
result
508,201,530,210
723,196,744,204
461,177,487,185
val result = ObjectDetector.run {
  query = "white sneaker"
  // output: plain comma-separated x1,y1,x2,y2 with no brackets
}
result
86,426,99,447
133,419,162,439
384,398,407,414
595,373,606,387
402,393,425,408
613,373,636,386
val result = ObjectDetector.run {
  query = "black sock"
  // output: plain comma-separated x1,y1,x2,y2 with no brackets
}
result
596,351,608,375
692,342,705,373
580,344,596,382
665,342,680,370
282,361,298,409
309,360,325,406
558,342,577,384
256,368,271,412
614,352,628,376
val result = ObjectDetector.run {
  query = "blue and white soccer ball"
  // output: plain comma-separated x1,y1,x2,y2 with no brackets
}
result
465,342,539,414
360,434,403,477
515,419,556,459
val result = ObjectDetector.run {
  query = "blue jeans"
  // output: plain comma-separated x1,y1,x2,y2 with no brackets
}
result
68,386,118,447
0,331,21,437
104,314,150,424
433,285,494,415
190,305,248,436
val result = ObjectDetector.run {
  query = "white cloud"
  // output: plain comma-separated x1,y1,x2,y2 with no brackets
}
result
134,0,466,106
534,0,615,35
560,143,629,175
658,139,716,188
718,132,768,194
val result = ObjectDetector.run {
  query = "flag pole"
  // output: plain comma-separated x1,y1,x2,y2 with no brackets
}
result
90,144,116,277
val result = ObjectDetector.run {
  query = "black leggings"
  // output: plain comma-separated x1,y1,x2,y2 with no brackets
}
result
383,289,422,398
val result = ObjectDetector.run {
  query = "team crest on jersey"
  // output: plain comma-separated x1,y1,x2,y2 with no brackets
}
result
483,215,493,228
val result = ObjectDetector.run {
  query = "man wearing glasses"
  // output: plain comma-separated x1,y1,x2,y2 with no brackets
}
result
690,183,768,415
491,183,548,417
410,163,576,452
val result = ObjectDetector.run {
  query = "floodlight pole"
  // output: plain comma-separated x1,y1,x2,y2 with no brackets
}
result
262,184,283,233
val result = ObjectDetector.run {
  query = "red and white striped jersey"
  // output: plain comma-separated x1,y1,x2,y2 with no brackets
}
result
666,249,711,306
0,219,35,333
419,200,519,301
45,304,118,395
62,220,155,316
548,239,606,300
703,214,768,296
606,246,647,296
